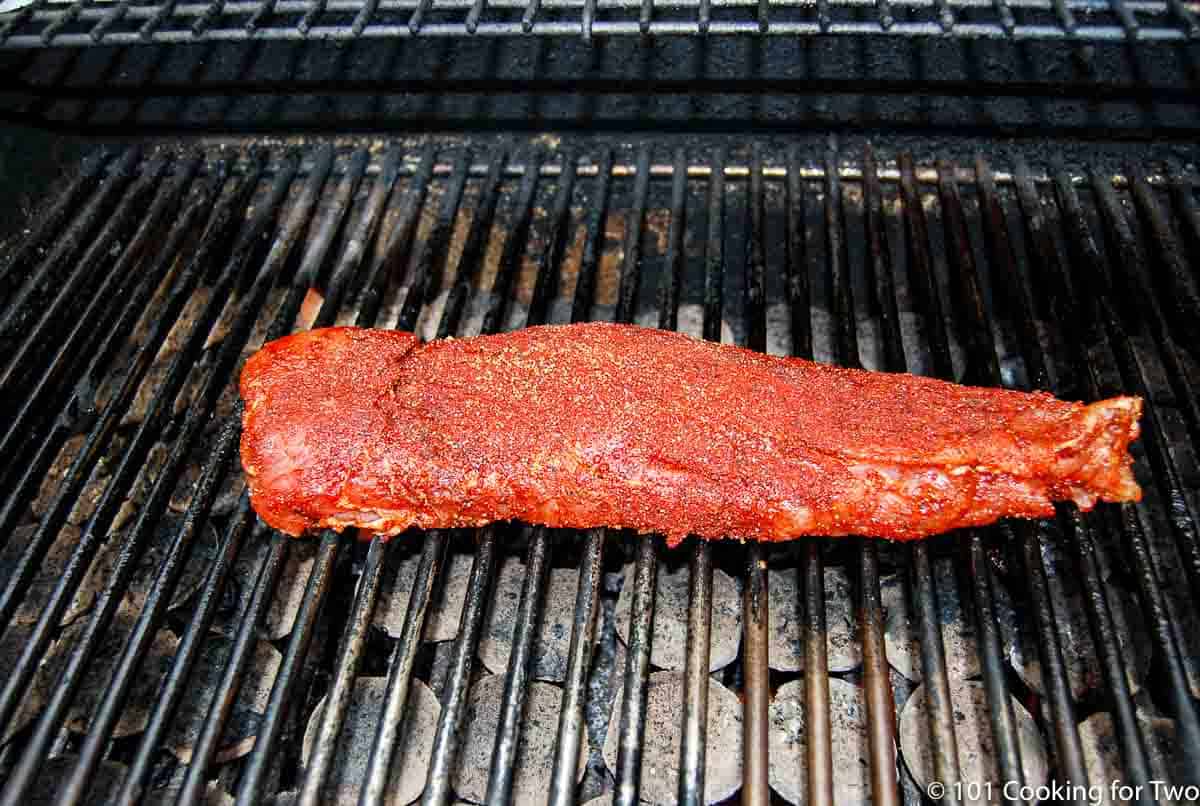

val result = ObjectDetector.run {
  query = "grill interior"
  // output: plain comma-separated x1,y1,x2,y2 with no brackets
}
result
1,139,1199,806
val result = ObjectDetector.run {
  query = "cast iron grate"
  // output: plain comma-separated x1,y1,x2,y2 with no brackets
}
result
0,140,1198,806
0,0,1199,45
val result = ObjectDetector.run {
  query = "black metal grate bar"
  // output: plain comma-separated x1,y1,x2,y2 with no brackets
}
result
1109,0,1141,34
542,153,596,806
485,525,552,802
480,156,551,805
89,0,131,37
236,528,341,805
0,150,263,646
979,158,1090,796
359,528,447,806
54,168,352,801
615,149,650,329
266,147,380,806
853,146,902,806
741,145,770,798
480,151,541,335
675,144,709,806
611,145,658,806
0,146,142,348
0,158,226,556
0,148,108,306
179,529,288,804
896,154,966,806
400,152,471,329
1087,175,1200,619
0,152,200,496
570,150,613,328
1126,169,1200,428
0,147,302,806
932,162,1030,801
128,144,331,806
106,154,333,801
2,142,1200,806
237,171,386,805
1032,160,1200,796
799,150,843,806
1168,170,1200,254
32,150,316,799
676,149,725,806
678,538,713,806
612,533,657,806
350,148,451,806
1047,170,1168,806
421,527,499,806
547,526,604,805
0,151,188,411
298,532,384,806
741,566,768,799
414,151,512,806
289,145,436,806
437,149,508,340
238,147,453,806
5,0,1200,44
1082,175,1200,782
177,145,403,806
356,147,436,333
1052,163,1200,785
191,0,224,33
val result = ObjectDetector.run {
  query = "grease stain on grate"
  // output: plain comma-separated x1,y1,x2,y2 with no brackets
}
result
301,677,440,806
614,559,741,673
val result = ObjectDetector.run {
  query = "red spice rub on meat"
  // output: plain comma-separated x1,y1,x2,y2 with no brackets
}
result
239,323,1143,545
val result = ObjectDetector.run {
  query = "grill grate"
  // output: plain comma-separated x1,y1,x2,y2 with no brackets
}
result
0,140,1199,806
0,0,1198,45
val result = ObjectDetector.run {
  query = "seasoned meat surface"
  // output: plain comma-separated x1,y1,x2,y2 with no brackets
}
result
240,323,1142,545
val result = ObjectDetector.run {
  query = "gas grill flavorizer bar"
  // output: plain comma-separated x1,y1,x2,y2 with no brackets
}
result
0,144,1198,806
0,0,1199,45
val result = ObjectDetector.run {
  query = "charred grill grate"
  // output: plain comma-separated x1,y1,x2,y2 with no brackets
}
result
0,140,1198,806
0,0,1198,45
